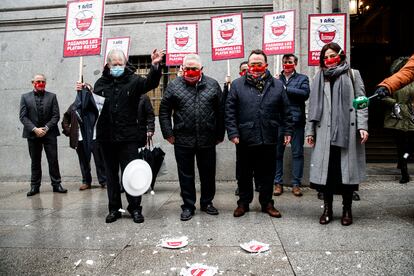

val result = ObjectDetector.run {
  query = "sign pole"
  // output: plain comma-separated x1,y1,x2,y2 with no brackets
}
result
78,56,84,83
227,59,231,78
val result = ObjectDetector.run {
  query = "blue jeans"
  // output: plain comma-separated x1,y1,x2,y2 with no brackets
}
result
274,124,304,186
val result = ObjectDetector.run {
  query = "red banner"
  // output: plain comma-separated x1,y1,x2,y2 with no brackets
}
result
308,13,347,66
166,23,198,66
210,13,244,61
63,0,105,57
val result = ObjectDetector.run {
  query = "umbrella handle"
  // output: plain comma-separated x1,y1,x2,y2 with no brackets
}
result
146,136,153,149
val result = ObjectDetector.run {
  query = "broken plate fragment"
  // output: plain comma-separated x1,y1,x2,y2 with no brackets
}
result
240,240,270,253
160,236,189,249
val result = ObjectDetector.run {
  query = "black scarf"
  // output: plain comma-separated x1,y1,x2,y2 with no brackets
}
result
246,70,271,93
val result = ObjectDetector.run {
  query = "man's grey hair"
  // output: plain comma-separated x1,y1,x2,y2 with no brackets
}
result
183,54,202,67
107,49,127,65
32,73,46,82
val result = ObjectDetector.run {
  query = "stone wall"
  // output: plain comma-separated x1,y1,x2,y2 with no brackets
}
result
0,0,349,183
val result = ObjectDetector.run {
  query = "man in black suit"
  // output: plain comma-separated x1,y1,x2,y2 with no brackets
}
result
19,73,67,196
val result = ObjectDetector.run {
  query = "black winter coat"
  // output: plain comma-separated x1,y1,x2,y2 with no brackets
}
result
279,71,310,125
159,75,225,148
93,63,162,142
137,94,155,147
225,75,293,146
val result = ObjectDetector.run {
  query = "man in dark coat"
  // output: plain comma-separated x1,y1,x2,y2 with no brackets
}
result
61,85,107,190
159,54,225,221
225,49,293,218
77,49,164,224
273,54,310,197
19,73,67,196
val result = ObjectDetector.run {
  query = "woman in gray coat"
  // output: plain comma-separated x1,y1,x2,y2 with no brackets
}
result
305,43,369,226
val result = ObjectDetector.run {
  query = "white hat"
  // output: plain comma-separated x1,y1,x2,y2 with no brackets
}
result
122,159,152,196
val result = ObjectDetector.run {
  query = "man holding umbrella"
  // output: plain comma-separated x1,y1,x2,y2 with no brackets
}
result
77,48,164,224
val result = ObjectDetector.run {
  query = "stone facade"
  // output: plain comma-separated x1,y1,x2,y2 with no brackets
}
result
0,0,349,182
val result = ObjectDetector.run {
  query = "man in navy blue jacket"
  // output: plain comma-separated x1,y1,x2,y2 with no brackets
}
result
273,54,310,197
225,49,293,218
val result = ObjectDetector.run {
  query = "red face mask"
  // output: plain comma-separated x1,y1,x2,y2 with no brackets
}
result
248,64,267,78
239,69,247,76
324,55,341,68
283,63,295,73
183,69,201,85
34,82,46,92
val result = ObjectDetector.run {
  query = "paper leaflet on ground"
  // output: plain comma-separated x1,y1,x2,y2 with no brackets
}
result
159,236,189,249
180,263,218,276
239,240,270,253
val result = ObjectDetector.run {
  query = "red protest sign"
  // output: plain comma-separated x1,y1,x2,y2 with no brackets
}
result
63,0,105,57
262,10,295,55
308,13,347,66
166,23,198,66
211,13,244,61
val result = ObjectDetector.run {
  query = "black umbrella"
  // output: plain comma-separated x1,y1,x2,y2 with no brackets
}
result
138,137,166,190
74,85,99,162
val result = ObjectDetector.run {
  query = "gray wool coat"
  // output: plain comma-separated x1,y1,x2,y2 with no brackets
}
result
305,69,368,185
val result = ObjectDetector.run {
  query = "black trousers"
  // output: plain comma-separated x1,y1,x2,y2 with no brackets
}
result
76,140,106,185
101,142,141,213
27,136,61,187
237,144,277,207
174,145,216,211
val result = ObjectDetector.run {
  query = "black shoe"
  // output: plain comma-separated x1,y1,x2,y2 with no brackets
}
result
235,187,239,196
106,211,122,223
317,191,324,200
100,182,107,188
180,209,194,221
27,186,40,197
352,192,360,201
52,184,67,193
131,210,144,223
201,204,219,215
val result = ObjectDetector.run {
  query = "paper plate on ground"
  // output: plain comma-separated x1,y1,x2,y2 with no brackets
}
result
240,240,270,253
160,236,189,249
122,159,152,196
180,263,218,276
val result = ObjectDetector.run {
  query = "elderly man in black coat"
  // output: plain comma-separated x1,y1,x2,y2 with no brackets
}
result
76,49,164,224
159,54,225,221
20,73,67,196
225,49,293,218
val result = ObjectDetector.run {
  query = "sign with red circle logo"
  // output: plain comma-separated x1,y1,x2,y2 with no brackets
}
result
263,10,295,55
210,13,244,61
166,23,198,66
63,0,104,57
308,13,347,66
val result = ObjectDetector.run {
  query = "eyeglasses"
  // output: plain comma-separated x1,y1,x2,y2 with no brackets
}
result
184,67,200,71
34,80,46,83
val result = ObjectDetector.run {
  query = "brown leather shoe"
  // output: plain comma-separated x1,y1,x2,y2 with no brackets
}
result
233,205,249,217
262,203,282,218
273,184,283,196
292,186,303,197
341,206,353,226
79,184,91,190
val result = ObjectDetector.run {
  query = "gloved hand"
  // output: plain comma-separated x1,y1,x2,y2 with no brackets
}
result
375,86,390,99
392,103,402,120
